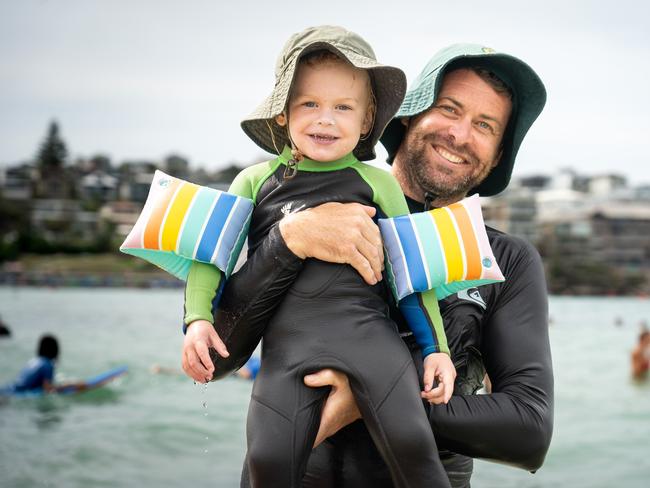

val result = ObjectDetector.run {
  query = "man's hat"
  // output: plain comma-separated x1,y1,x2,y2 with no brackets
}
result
381,43,546,196
241,25,406,162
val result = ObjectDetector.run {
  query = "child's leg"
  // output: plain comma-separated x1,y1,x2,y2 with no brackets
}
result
348,354,452,488
245,370,329,488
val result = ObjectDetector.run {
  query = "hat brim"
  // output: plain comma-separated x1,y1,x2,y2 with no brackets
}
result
242,42,406,161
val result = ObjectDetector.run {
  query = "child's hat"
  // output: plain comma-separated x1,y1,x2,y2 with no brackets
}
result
241,25,406,161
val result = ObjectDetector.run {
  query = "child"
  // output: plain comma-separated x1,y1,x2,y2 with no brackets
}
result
10,334,59,392
184,26,454,487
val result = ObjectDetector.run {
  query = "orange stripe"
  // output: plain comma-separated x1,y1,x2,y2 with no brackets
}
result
143,179,181,249
431,208,463,283
161,183,199,251
449,203,481,279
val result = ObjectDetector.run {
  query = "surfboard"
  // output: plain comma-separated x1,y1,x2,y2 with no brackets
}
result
1,365,128,397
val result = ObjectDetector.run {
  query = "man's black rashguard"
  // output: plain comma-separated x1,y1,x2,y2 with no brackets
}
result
212,187,553,486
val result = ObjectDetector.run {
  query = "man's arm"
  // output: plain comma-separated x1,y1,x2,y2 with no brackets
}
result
205,202,384,379
429,241,553,471
308,241,553,472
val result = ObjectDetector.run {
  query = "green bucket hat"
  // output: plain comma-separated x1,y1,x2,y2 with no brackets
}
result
241,25,407,162
381,43,546,196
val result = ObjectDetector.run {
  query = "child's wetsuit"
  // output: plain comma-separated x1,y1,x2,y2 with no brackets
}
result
185,146,452,488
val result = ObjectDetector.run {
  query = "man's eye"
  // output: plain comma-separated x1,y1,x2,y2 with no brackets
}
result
477,121,494,132
438,104,456,114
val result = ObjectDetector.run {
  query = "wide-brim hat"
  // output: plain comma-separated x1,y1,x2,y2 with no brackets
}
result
381,43,547,196
241,25,407,162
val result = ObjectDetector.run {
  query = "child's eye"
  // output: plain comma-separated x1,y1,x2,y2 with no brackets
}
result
336,104,352,111
303,101,317,108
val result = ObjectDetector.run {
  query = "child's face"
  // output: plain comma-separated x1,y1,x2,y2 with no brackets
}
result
281,59,373,162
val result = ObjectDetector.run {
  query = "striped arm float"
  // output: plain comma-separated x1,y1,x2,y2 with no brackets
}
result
378,194,504,301
120,170,253,280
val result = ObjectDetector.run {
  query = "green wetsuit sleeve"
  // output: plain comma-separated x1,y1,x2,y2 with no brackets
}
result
184,262,223,324
352,163,449,357
183,161,275,326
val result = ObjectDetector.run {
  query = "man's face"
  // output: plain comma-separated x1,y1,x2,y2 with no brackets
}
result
394,68,513,203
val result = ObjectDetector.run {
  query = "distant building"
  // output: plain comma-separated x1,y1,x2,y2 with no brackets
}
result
1,164,35,201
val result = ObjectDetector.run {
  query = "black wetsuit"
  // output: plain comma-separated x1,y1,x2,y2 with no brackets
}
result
210,187,554,487
186,147,452,488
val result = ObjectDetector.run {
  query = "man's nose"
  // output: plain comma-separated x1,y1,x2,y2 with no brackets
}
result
447,117,472,144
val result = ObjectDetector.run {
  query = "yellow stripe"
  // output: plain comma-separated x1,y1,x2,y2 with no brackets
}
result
431,208,463,283
161,183,199,251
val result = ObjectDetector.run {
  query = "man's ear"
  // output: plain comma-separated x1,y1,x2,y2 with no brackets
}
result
400,117,410,128
275,113,287,127
492,149,503,169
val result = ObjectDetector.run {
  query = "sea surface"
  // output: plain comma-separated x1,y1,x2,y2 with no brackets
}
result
1,288,649,487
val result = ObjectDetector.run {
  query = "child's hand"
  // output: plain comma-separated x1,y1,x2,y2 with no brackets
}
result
421,352,456,405
182,320,229,383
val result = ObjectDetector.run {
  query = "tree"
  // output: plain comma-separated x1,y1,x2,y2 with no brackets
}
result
36,120,67,173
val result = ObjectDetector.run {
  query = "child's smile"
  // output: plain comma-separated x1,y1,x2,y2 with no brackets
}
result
281,59,372,162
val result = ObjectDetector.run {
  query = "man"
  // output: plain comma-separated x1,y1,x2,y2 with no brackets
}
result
182,43,553,487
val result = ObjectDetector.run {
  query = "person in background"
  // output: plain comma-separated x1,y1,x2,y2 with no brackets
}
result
0,315,10,337
9,334,73,392
235,356,261,380
631,327,650,380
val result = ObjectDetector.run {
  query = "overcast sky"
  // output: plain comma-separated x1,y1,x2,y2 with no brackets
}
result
1,0,649,185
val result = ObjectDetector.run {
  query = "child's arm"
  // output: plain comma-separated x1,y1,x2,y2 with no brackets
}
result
355,163,456,403
398,289,455,404
182,262,230,382
181,159,282,383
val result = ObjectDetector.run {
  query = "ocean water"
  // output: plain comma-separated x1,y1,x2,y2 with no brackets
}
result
0,288,648,487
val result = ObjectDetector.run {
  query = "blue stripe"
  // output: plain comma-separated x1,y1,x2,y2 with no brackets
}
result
214,198,254,272
378,218,410,299
398,294,436,355
394,216,428,293
195,193,237,263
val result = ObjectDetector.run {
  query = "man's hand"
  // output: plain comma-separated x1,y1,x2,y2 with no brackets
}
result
421,352,456,404
280,202,384,285
182,320,229,383
303,369,361,447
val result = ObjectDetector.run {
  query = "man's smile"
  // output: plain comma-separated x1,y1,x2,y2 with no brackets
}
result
433,144,466,165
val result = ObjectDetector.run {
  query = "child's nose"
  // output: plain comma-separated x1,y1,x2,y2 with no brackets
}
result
317,110,335,126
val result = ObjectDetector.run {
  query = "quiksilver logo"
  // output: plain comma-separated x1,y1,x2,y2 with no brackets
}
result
457,287,486,310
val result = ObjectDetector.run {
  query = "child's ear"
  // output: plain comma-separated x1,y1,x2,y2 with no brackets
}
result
275,113,287,127
361,104,375,136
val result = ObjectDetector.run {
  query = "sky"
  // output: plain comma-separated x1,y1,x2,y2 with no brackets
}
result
1,0,649,185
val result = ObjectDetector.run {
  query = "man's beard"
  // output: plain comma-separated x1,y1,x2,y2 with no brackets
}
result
401,132,490,201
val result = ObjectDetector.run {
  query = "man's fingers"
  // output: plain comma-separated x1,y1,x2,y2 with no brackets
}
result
304,368,339,388
353,235,383,283
359,204,377,218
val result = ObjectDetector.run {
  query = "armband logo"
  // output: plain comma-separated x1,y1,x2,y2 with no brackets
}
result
457,287,487,310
